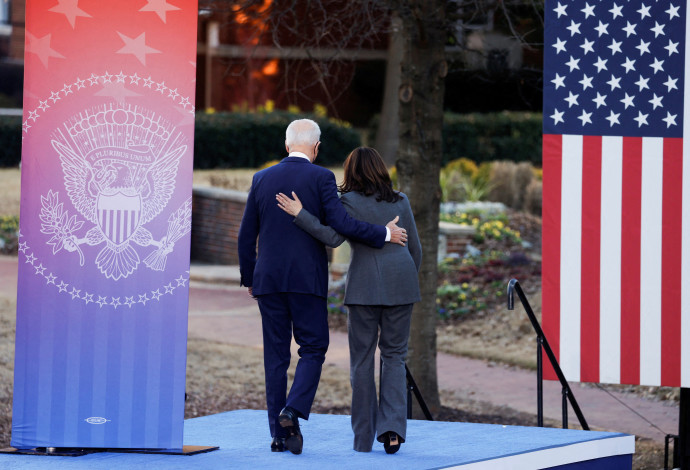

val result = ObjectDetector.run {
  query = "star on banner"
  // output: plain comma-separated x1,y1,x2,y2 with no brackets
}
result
94,82,141,104
663,112,677,128
48,0,91,29
82,293,94,305
116,32,161,66
25,31,65,68
139,0,181,23
605,110,620,127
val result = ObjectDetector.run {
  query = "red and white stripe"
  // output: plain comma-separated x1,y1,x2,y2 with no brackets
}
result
542,13,690,387
542,134,687,387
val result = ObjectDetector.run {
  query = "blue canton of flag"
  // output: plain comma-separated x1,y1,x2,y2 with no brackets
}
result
543,0,686,138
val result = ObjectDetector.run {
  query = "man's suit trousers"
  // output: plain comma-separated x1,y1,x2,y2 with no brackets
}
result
257,292,329,438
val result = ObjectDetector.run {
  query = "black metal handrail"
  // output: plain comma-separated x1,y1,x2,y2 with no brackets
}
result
507,279,589,430
406,364,434,421
379,359,434,421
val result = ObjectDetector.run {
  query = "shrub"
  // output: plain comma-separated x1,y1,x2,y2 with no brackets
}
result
258,160,281,170
475,219,521,244
511,162,536,211
389,165,398,189
327,284,347,315
0,215,19,254
487,160,535,211
440,210,521,245
436,281,486,318
440,167,464,202
524,179,542,216
368,111,542,166
444,157,478,178
440,158,492,202
443,111,542,165
194,110,360,169
0,116,22,167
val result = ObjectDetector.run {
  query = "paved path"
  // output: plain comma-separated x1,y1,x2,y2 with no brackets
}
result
0,256,679,443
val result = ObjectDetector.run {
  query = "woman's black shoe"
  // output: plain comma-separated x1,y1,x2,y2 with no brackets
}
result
383,431,401,454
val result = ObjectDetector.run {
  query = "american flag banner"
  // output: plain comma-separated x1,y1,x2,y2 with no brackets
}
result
542,0,690,387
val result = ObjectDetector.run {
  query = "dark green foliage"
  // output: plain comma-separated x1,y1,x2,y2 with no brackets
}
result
0,110,541,169
368,111,543,166
0,116,22,168
0,111,360,169
194,111,361,168
443,111,542,166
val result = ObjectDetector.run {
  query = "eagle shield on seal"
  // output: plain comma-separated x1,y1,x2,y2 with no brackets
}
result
44,105,189,281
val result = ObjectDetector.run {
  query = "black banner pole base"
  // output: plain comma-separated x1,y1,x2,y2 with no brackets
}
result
113,445,220,455
0,447,94,457
0,445,219,457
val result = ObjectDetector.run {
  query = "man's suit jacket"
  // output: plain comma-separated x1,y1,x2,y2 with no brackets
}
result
238,156,387,298
295,191,422,306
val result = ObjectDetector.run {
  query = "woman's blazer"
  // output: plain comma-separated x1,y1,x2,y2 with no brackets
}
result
294,191,422,306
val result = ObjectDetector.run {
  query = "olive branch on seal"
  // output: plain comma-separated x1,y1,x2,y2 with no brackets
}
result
143,198,192,271
40,190,85,265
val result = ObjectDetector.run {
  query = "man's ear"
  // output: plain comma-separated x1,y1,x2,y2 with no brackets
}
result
285,142,290,153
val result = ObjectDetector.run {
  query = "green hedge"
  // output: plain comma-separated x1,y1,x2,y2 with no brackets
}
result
0,111,360,169
443,111,542,166
194,111,361,168
0,116,22,167
368,111,543,166
0,110,543,168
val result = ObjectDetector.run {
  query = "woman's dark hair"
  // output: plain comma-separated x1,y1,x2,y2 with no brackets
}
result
338,147,402,203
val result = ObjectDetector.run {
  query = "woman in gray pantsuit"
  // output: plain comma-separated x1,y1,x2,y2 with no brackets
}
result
276,147,421,454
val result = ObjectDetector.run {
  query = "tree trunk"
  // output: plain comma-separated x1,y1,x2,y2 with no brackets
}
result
393,0,446,416
375,13,403,166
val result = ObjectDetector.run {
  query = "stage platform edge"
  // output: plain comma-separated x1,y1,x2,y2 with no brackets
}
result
0,410,635,469
0,445,219,457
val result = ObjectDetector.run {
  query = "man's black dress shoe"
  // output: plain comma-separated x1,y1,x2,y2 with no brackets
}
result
271,436,287,452
278,406,303,455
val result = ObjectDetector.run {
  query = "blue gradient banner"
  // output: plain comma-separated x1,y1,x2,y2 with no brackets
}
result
12,0,198,450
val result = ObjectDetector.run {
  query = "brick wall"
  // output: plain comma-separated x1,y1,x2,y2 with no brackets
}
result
191,186,247,265
190,187,477,266
438,221,475,261
446,233,472,255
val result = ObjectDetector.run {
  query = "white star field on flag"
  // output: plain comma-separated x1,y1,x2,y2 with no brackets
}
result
544,1,684,137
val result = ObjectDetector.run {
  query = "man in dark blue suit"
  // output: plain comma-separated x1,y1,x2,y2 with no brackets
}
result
238,119,407,454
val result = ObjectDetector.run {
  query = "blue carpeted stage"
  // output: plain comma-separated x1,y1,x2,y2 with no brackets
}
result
0,410,634,469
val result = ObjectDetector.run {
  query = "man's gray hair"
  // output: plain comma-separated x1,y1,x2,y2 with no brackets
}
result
285,119,321,147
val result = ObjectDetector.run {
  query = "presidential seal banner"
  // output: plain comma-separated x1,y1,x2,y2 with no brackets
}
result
13,1,198,449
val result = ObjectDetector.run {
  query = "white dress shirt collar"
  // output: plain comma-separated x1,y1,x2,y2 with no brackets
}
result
288,151,311,162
